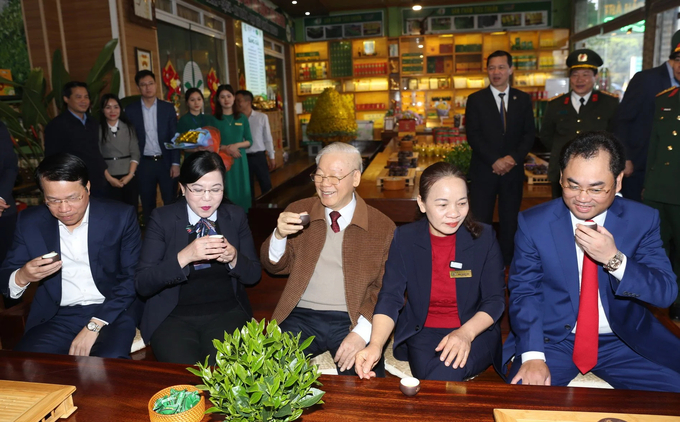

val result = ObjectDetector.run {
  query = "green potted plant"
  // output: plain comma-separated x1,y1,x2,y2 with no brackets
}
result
443,141,473,176
187,319,325,422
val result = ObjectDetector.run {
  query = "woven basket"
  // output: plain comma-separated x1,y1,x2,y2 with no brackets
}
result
148,385,206,422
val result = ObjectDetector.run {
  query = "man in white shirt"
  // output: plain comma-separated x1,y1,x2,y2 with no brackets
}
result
236,90,276,196
0,153,141,358
503,132,680,392
260,142,395,376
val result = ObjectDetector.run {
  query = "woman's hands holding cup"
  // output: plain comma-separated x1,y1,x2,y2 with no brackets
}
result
177,236,227,268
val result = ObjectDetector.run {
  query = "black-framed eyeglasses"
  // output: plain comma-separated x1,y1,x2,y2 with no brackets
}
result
310,170,357,186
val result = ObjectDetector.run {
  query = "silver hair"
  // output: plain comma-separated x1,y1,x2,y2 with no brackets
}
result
315,142,363,172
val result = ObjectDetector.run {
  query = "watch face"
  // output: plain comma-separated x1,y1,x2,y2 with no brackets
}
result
87,322,98,331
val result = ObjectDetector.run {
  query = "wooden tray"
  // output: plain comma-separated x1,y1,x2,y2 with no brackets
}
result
387,152,419,168
524,152,549,185
376,168,417,187
494,408,680,422
0,380,77,422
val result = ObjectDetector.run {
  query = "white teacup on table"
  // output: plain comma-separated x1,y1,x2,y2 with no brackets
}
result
400,377,421,397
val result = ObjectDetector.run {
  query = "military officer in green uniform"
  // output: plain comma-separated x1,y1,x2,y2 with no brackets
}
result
644,85,680,320
540,49,619,198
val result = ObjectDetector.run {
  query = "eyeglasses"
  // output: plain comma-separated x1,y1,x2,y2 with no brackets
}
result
139,82,155,88
310,170,357,186
44,194,85,207
186,186,224,196
561,183,614,198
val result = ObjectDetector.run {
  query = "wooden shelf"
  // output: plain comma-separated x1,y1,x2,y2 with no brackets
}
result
354,55,388,60
455,52,483,55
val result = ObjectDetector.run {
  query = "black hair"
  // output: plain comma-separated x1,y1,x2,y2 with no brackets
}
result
559,131,626,177
213,84,242,120
35,153,89,192
418,161,482,239
185,88,204,104
236,90,254,104
179,151,227,185
487,50,513,68
99,93,136,144
62,81,88,100
135,70,155,85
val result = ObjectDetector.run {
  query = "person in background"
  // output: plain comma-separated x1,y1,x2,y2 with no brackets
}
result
643,84,680,321
465,50,535,266
0,153,141,358
125,70,179,225
235,90,275,197
98,94,140,208
135,151,260,364
0,121,19,309
177,88,214,136
44,81,107,197
213,84,252,212
540,49,619,198
261,142,395,376
504,131,680,392
355,162,505,381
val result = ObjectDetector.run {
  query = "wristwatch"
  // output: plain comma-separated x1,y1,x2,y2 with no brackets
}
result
86,321,101,334
604,251,625,272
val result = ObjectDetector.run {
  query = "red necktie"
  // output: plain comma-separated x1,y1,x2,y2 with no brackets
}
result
330,211,341,233
573,219,599,374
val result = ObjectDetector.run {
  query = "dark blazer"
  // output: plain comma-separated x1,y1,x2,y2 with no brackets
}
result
44,111,108,192
125,99,179,168
135,199,261,343
374,218,505,373
0,121,18,216
465,86,536,179
503,197,680,374
614,63,672,171
0,198,141,331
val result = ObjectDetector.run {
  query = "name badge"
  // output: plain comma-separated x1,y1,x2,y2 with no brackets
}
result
450,270,472,278
235,122,243,126
450,261,462,269
663,108,672,112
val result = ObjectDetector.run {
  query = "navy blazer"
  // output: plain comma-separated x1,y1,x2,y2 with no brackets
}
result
614,63,672,171
125,99,179,168
0,198,141,331
0,121,18,216
135,199,261,343
504,197,680,373
375,218,505,371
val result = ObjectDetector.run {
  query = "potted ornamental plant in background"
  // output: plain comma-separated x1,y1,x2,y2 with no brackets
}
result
444,141,473,176
306,87,357,144
187,319,325,422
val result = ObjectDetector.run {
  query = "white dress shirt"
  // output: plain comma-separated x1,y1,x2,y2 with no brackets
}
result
141,98,162,156
489,85,510,112
522,210,627,364
9,205,108,323
268,194,372,343
245,110,276,159
571,91,592,114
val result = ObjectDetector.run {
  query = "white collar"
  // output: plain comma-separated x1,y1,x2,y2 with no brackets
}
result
569,209,607,231
187,203,218,225
571,90,592,105
489,85,510,97
57,202,91,230
324,193,357,229
108,120,119,130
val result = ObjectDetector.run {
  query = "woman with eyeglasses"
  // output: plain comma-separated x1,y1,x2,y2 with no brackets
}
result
354,162,505,381
98,93,140,207
135,151,261,364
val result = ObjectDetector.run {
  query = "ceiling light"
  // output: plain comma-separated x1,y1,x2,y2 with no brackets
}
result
292,0,297,3
305,11,310,15
418,44,423,48
412,0,422,11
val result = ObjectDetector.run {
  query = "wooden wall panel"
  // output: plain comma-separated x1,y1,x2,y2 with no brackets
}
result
21,0,49,80
118,0,161,97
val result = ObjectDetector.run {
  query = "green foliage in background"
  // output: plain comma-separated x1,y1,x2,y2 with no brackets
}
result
187,319,325,422
0,0,30,86
443,141,473,175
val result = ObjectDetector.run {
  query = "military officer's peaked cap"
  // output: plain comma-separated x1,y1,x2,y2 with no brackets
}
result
671,30,680,58
566,49,603,71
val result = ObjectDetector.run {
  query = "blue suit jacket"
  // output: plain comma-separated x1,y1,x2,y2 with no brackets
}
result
614,63,672,171
0,198,141,331
375,218,505,371
125,99,179,168
135,199,261,343
504,197,680,373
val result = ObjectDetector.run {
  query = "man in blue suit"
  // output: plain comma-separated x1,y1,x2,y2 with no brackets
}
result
614,29,680,202
125,70,179,225
0,154,141,358
504,131,680,391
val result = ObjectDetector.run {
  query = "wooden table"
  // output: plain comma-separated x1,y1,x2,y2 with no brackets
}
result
2,350,679,421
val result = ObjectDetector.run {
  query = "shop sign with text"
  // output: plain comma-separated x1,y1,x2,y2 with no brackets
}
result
197,0,294,42
304,11,384,41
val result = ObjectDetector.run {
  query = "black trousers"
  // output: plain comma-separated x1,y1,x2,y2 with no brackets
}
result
621,170,645,202
15,303,138,359
150,306,250,365
105,174,139,209
137,157,177,225
469,165,523,266
280,307,385,377
247,151,272,198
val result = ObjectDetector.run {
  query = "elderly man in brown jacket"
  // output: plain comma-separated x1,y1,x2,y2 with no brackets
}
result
261,142,395,376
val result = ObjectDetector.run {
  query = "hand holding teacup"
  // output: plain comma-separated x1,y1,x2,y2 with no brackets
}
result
274,211,310,239
177,235,227,268
575,223,618,265
212,235,238,266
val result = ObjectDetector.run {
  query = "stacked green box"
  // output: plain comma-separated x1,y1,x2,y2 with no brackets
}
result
329,41,352,78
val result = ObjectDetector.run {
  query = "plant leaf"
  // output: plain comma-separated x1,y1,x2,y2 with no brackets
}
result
50,49,70,110
299,336,314,352
110,67,121,96
296,388,325,408
273,403,292,418
86,39,118,85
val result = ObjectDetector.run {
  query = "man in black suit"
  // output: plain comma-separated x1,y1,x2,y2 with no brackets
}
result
125,70,179,225
44,82,108,197
465,50,536,266
614,29,680,202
